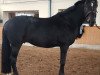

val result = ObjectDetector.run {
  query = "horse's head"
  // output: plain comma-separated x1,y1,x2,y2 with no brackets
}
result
83,0,98,27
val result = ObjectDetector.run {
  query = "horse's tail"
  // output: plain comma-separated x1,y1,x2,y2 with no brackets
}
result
1,28,12,73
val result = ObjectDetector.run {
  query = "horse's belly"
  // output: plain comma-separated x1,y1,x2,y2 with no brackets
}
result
28,39,58,48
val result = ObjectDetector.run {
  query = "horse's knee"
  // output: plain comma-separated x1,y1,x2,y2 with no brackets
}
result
60,63,65,67
60,59,66,66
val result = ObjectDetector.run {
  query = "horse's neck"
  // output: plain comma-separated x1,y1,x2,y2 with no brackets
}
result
66,5,85,30
63,5,85,38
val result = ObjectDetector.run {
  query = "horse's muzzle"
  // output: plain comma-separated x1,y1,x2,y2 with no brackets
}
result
89,20,95,27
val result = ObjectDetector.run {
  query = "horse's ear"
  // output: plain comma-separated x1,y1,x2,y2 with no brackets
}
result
74,1,82,6
81,0,86,2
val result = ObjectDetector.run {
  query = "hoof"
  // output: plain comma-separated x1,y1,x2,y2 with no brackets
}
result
1,73,12,75
59,72,64,75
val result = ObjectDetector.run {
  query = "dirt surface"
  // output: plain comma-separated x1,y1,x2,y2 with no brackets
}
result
0,45,100,75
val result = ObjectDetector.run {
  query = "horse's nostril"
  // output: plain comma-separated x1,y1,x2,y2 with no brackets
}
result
89,21,95,27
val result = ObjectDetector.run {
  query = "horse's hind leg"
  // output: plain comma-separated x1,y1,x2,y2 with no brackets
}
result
10,44,22,75
1,29,12,74
59,45,69,75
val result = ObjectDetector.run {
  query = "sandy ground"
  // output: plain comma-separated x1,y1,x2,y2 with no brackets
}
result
0,45,100,75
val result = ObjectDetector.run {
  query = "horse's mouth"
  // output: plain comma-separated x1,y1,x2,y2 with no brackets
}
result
89,20,95,27
86,16,96,27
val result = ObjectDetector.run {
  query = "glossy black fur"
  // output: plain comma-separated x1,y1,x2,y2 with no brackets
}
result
1,0,98,75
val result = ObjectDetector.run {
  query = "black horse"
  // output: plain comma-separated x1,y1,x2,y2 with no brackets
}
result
1,0,98,75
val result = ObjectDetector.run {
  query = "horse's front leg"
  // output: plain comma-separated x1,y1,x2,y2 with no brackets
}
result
59,45,69,75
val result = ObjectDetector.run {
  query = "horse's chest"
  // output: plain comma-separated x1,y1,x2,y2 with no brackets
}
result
58,32,75,45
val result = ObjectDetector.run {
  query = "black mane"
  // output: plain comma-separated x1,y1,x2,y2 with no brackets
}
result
55,0,84,16
52,5,76,18
74,0,84,6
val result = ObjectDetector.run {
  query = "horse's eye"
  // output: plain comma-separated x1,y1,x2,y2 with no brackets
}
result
91,2,94,7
